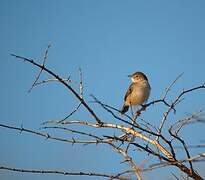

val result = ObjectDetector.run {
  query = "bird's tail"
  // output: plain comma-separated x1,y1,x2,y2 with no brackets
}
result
120,105,129,114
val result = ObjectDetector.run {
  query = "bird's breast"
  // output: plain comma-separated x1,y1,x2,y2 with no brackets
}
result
125,82,150,106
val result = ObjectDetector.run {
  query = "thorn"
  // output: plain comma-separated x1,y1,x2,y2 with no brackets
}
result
120,159,129,164
20,124,23,134
72,137,75,145
45,133,50,139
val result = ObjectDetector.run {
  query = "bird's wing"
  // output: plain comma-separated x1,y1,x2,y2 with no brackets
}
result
124,83,135,101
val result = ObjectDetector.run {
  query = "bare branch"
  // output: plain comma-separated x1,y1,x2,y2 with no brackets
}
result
108,142,142,180
144,153,205,172
61,68,84,121
112,170,133,179
6,53,205,179
28,44,51,92
11,54,102,124
169,129,194,174
34,77,71,87
0,123,104,145
170,111,204,135
157,84,205,138
0,166,125,179
62,102,82,121
162,73,184,100
90,95,171,140
179,144,205,149
41,126,103,140
174,84,205,107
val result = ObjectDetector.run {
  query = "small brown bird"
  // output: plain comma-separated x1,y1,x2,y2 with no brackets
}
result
121,71,151,114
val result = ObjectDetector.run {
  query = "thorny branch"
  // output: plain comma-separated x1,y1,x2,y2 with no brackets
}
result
61,68,84,121
0,166,127,180
28,44,51,92
158,83,205,136
0,123,105,145
170,111,204,136
162,73,184,100
143,152,205,172
11,54,102,124
34,77,71,87
41,126,103,140
1,52,204,179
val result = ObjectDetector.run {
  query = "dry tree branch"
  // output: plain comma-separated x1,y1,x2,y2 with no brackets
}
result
170,111,204,135
0,123,141,178
44,128,143,176
0,123,142,178
90,95,175,155
157,83,205,139
0,121,173,162
143,152,205,172
130,142,203,180
90,99,133,121
186,153,205,163
28,44,51,92
43,120,175,161
34,77,71,87
169,129,194,174
168,112,204,174
0,123,105,145
0,166,126,180
112,170,133,179
11,54,102,124
107,142,142,180
162,73,184,100
45,119,203,179
1,113,204,178
62,102,82,121
61,68,84,121
43,117,175,158
41,126,103,140
177,144,205,149
136,99,176,118
7,53,205,179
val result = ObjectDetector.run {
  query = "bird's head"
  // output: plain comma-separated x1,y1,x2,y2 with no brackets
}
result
128,71,148,83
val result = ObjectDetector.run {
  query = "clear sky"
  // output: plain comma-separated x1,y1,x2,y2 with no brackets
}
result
1,1,205,179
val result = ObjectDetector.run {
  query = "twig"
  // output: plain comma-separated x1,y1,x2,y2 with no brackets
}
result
28,44,51,92
0,166,124,179
112,170,133,179
157,84,205,139
61,68,84,121
143,153,205,172
34,77,71,87
41,126,103,140
0,121,173,161
135,99,176,119
11,54,102,124
175,144,205,149
162,73,184,100
90,95,174,152
0,123,104,145
169,129,194,174
107,142,142,180
79,67,83,98
171,172,180,180
170,111,204,135
62,102,82,121
90,100,133,121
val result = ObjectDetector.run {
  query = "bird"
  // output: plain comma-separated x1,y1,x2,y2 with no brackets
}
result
121,71,151,114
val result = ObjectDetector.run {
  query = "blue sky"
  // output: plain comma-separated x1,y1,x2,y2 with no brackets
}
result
1,1,205,179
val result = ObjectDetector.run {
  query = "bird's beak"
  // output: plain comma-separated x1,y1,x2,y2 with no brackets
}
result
128,75,132,78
